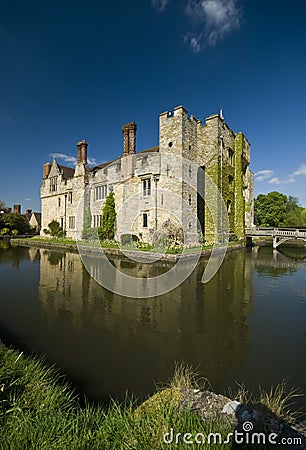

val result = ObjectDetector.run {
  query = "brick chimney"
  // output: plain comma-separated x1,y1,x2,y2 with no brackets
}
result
122,124,129,156
128,122,137,155
77,140,88,163
122,122,137,156
43,162,51,179
14,204,21,214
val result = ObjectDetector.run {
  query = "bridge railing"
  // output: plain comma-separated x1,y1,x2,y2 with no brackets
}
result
245,227,306,238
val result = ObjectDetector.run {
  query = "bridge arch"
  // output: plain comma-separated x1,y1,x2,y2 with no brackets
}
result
273,236,306,249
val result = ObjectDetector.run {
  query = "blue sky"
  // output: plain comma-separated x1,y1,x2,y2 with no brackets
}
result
0,0,306,211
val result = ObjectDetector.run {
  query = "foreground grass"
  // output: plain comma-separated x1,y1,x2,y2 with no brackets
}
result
0,344,233,450
1,345,304,450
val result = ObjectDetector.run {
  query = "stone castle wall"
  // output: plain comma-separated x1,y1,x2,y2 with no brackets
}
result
40,106,254,245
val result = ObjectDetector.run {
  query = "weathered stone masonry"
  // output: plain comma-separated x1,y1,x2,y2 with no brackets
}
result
40,106,254,244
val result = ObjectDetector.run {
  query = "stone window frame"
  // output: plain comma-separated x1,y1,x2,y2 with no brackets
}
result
142,178,151,196
58,197,61,207
50,177,57,192
68,192,73,204
68,216,75,229
93,214,102,228
95,184,108,200
143,213,148,228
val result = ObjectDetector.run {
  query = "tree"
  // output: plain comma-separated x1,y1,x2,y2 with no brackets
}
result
43,220,65,237
99,192,116,240
0,213,31,235
283,196,306,227
254,192,306,228
254,192,287,227
81,209,97,240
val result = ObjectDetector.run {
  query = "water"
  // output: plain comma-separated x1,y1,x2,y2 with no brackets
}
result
0,241,305,412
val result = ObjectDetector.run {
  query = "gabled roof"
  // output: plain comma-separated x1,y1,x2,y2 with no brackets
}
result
57,164,75,180
31,212,41,225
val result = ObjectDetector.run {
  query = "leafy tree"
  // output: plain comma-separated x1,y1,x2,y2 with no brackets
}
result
0,213,31,235
254,192,306,227
43,220,65,237
283,196,306,227
254,192,287,227
0,198,7,210
82,209,92,239
99,192,116,240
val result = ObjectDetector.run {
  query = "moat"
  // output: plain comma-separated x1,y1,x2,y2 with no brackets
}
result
0,242,305,412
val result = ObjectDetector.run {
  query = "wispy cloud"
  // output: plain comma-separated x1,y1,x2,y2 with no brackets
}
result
292,164,306,176
51,153,97,166
284,177,296,184
268,177,281,185
185,0,241,51
151,0,169,13
254,169,274,182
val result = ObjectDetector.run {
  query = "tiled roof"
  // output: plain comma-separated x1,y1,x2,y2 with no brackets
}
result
58,165,75,179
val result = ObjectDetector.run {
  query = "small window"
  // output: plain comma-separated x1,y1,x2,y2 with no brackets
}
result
189,222,192,230
228,148,234,166
143,178,151,196
228,175,233,189
95,185,107,200
93,215,102,227
58,197,61,207
227,200,231,212
143,213,148,228
50,177,57,192
68,192,73,204
188,194,192,206
60,218,64,228
168,142,173,148
68,216,75,229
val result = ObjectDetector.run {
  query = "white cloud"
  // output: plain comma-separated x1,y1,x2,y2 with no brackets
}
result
284,177,296,184
51,153,97,166
185,0,241,51
152,0,169,12
254,169,274,182
51,153,77,165
268,177,281,185
292,164,306,176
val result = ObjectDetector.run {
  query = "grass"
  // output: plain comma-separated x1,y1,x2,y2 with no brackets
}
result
1,344,304,450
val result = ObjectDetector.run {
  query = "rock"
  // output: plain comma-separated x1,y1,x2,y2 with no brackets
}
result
222,400,241,415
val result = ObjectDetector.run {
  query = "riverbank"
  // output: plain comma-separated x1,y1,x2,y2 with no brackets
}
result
0,342,304,449
10,236,252,261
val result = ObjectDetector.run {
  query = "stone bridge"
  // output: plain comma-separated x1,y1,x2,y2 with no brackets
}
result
246,227,306,249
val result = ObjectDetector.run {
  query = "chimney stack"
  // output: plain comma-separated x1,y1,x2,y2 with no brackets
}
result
77,140,88,164
43,162,51,179
14,204,21,214
122,122,137,156
128,122,137,155
122,124,129,156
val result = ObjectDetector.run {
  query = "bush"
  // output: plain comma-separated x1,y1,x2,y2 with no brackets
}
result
120,233,139,246
43,220,65,238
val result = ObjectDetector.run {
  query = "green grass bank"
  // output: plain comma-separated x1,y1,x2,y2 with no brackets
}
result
1,342,305,449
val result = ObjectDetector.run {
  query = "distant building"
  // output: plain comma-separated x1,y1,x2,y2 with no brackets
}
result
40,106,254,244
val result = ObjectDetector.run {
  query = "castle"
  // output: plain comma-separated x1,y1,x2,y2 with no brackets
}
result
40,106,254,244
